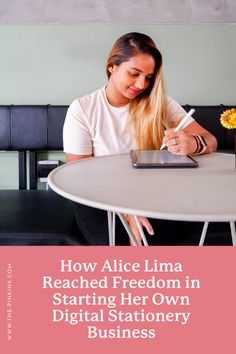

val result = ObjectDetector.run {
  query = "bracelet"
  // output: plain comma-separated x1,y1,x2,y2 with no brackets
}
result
192,135,200,154
197,135,207,154
192,135,207,155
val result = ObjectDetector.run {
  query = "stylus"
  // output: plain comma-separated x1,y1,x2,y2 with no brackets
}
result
160,108,195,150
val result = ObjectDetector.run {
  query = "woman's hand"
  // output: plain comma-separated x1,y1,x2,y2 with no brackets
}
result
162,128,197,155
125,215,154,246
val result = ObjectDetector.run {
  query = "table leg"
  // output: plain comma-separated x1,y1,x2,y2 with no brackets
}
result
117,213,138,246
107,211,116,246
134,215,149,246
199,222,209,246
230,221,236,246
117,213,149,246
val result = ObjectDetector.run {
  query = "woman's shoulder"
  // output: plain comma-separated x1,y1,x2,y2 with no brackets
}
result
166,96,185,124
166,95,183,109
166,95,194,127
166,95,186,114
75,86,106,107
67,86,106,118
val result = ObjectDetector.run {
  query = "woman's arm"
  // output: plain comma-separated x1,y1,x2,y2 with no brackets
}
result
163,120,217,155
184,120,217,153
65,153,93,163
63,99,93,162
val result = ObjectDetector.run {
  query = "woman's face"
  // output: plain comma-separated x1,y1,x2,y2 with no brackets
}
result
108,53,156,106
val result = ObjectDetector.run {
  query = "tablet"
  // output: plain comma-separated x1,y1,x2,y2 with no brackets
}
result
130,150,198,168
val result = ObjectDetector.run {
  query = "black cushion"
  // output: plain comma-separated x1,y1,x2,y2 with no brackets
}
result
0,104,235,151
47,105,68,150
11,106,47,150
1,105,70,151
0,106,11,149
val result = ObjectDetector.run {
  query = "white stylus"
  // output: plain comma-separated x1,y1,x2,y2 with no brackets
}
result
160,108,195,150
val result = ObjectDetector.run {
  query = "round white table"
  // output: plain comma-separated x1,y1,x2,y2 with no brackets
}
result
48,153,236,246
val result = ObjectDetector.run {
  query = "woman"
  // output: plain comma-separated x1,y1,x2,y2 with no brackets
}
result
63,32,217,246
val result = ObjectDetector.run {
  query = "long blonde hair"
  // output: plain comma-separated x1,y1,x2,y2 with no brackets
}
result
106,32,168,149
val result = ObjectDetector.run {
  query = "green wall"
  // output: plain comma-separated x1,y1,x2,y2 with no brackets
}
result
0,25,236,188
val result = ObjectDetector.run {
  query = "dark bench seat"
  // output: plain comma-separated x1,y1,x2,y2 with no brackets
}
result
0,105,87,245
0,190,83,245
